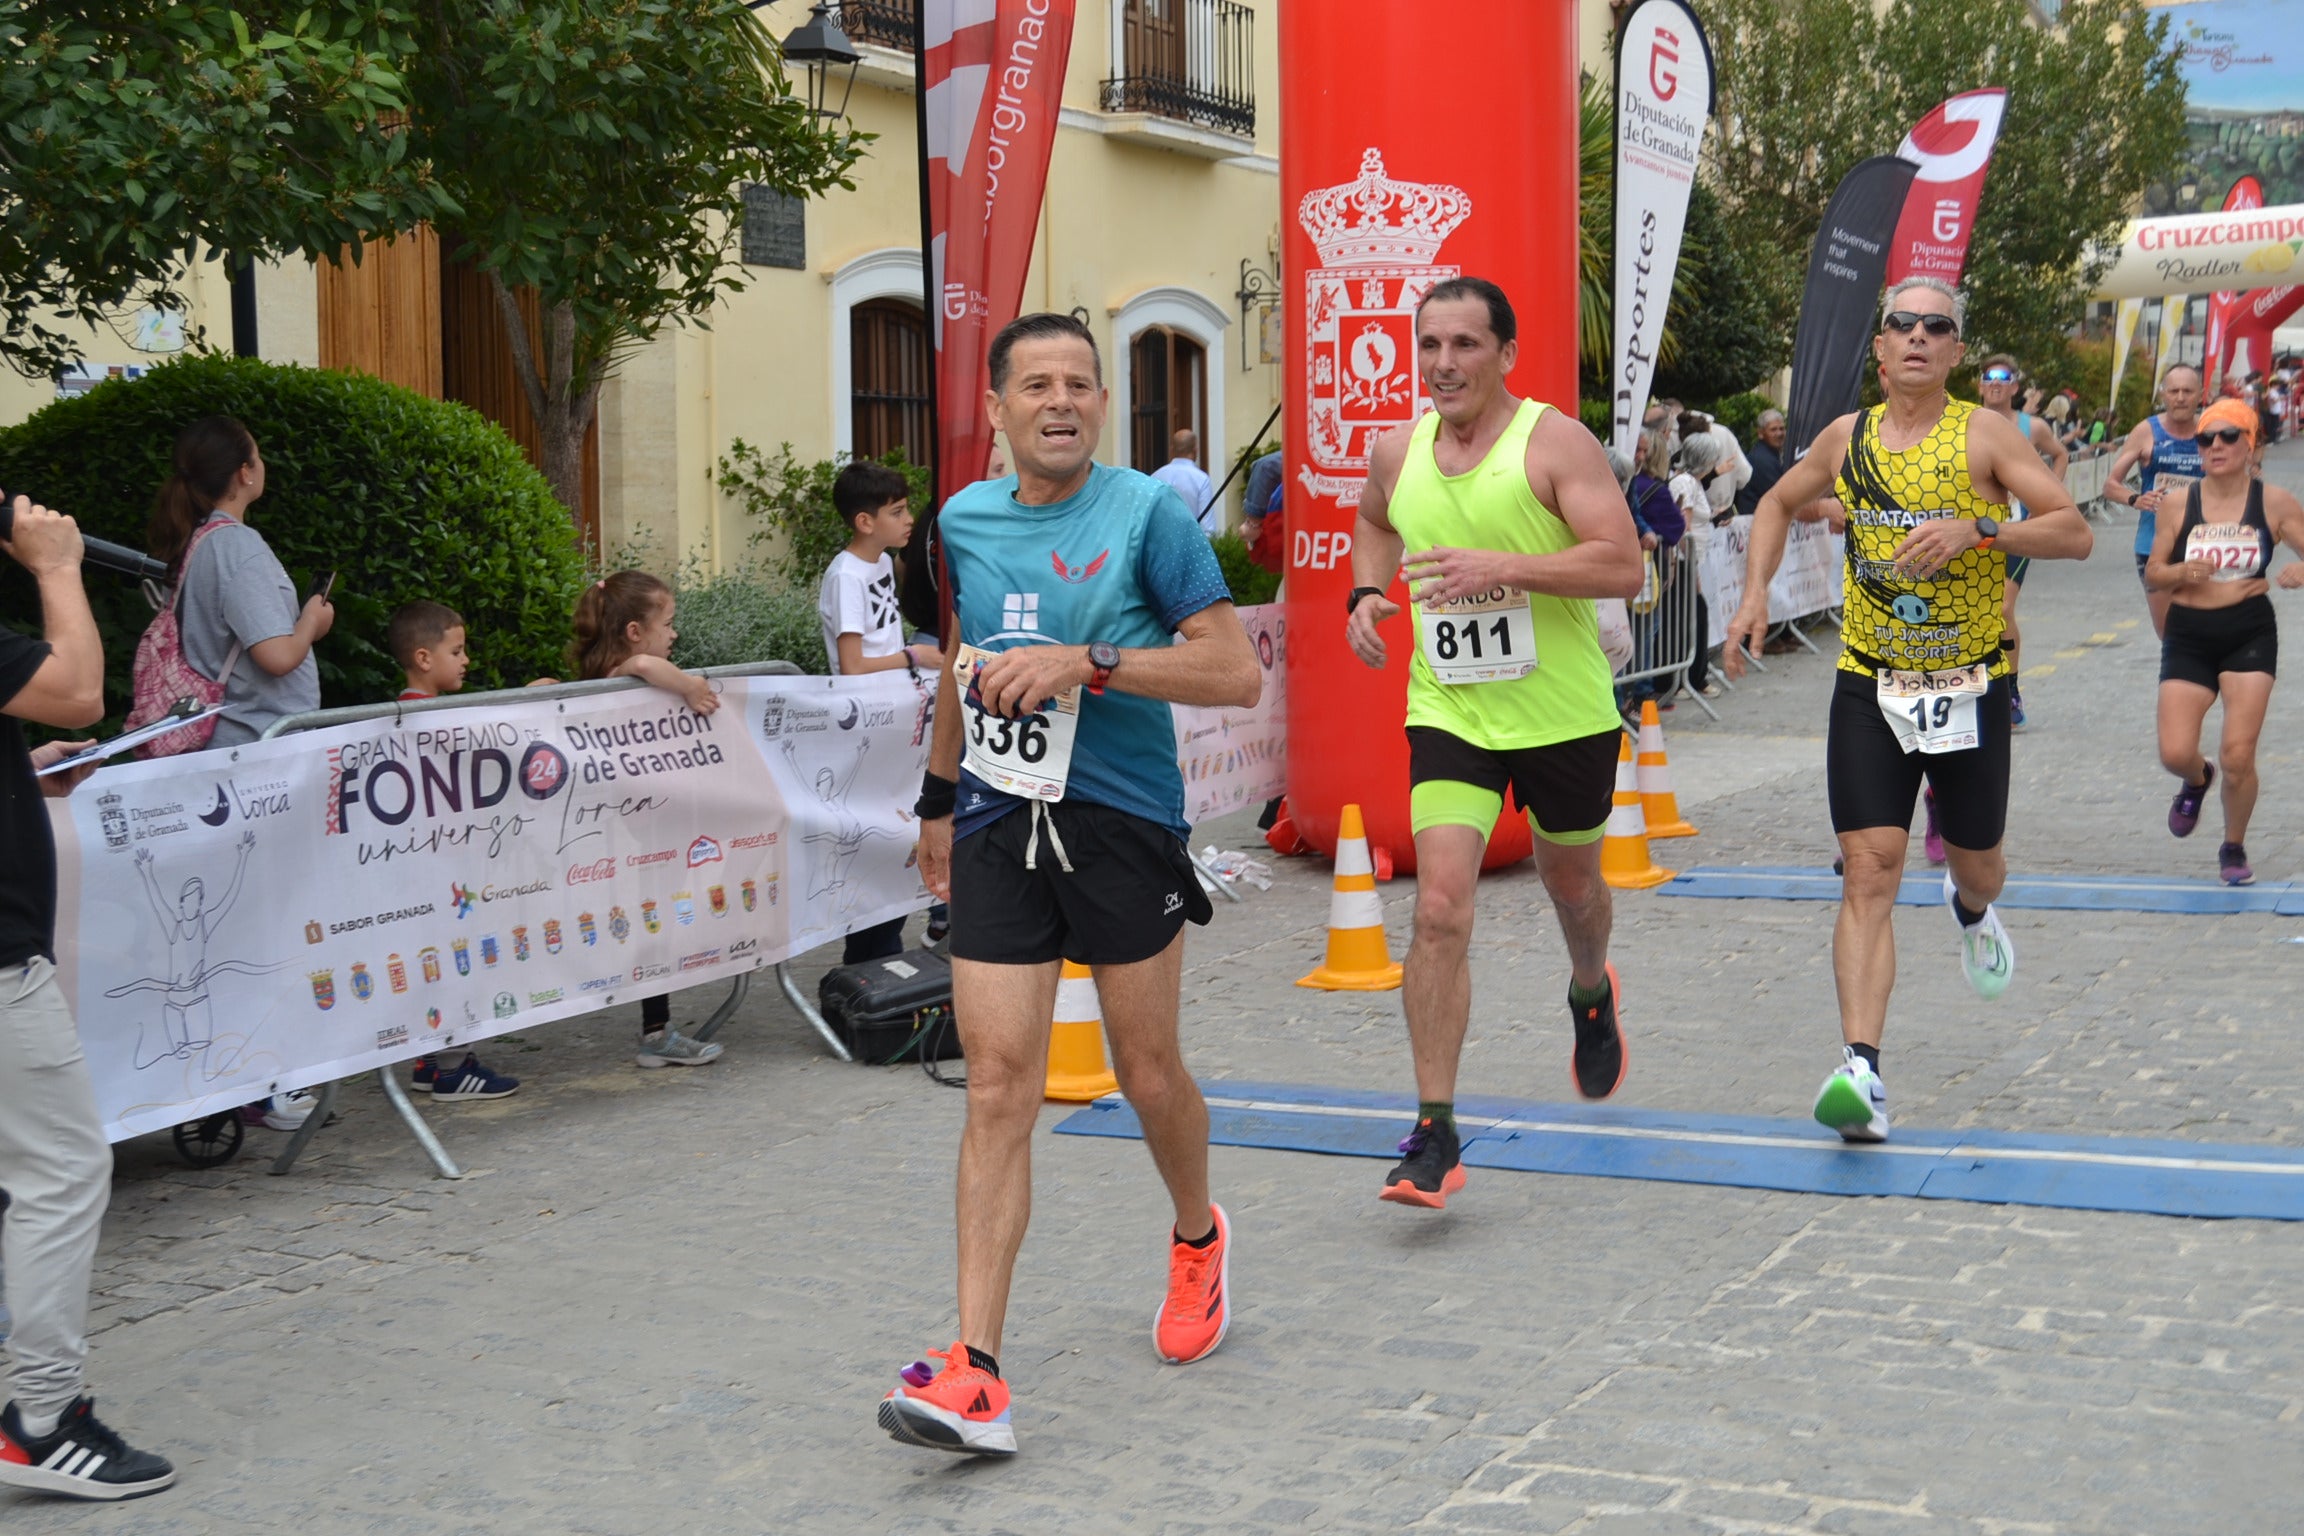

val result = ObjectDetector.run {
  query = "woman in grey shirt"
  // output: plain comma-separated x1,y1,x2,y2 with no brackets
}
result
148,417,333,747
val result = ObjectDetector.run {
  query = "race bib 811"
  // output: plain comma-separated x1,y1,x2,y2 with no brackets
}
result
1418,585,1536,684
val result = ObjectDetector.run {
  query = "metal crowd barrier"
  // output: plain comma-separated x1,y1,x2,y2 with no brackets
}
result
250,660,826,1179
1614,540,1718,721
2065,449,2114,517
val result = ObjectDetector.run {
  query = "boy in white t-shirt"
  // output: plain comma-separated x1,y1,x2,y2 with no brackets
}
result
817,462,944,959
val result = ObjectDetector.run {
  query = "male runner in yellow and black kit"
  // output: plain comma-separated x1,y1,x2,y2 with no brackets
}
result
1346,277,1645,1207
1726,276,2092,1143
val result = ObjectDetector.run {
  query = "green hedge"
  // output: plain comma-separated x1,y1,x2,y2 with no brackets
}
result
1210,531,1280,607
0,355,586,723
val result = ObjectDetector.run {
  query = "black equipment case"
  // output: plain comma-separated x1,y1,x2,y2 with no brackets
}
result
817,947,962,1064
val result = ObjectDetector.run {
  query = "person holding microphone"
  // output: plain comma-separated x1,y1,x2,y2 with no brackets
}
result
0,495,177,1499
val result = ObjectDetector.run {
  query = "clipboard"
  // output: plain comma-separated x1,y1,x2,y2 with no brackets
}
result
34,702,226,776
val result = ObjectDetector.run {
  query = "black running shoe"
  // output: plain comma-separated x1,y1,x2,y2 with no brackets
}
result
1570,963,1628,1100
0,1398,176,1500
1378,1117,1465,1208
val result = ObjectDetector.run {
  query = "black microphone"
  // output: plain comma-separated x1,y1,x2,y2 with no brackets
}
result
0,491,171,584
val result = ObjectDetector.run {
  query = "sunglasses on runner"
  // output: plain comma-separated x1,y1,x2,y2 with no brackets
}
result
2195,427,2248,447
1882,311,1960,338
1981,367,2018,383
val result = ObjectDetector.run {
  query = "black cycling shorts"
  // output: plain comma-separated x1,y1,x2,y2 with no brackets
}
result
1826,670,2012,850
949,799,1212,967
1405,725,1620,843
2160,595,2278,692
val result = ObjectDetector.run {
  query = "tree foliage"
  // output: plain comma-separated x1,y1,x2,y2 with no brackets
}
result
403,0,867,516
1703,0,2189,372
0,2,454,377
1652,181,1791,404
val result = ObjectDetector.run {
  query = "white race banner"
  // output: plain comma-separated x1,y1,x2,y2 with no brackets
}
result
51,673,935,1142
1698,515,1844,647
1608,0,1714,459
1173,603,1287,825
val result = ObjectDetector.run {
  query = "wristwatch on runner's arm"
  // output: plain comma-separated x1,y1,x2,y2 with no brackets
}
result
1087,641,1121,695
1972,516,1999,550
1346,585,1386,616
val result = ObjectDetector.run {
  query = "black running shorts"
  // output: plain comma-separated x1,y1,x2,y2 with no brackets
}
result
1405,725,1620,844
948,799,1213,967
1826,669,2012,849
2160,595,2277,692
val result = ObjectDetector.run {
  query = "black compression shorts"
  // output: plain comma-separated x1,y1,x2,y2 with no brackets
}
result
1826,670,2012,849
2160,595,2278,692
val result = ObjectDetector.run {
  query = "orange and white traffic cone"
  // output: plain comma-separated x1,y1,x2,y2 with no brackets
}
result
1636,699,1697,839
1297,803,1404,991
1044,960,1120,1102
1601,731,1675,890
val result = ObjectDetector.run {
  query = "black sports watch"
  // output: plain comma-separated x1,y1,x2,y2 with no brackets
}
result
1973,516,1999,549
1346,585,1386,616
1086,641,1121,694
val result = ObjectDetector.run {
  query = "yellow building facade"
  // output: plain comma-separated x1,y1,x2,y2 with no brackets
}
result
2,0,1628,569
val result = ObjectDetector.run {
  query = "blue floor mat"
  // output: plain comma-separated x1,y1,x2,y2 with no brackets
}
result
1656,865,2304,915
1053,1080,2304,1221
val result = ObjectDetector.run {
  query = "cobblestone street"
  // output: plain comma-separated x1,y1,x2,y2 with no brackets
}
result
8,452,2304,1533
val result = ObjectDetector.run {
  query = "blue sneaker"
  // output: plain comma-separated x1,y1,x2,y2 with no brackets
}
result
431,1054,520,1101
412,1055,440,1089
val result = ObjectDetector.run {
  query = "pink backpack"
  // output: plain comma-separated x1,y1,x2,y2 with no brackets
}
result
124,518,243,758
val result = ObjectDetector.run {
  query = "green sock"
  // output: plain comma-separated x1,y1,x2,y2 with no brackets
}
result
1417,1101,1454,1134
1569,976,1611,1008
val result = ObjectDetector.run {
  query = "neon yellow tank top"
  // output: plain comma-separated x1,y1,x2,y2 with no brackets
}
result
1388,399,1624,749
1831,398,2009,679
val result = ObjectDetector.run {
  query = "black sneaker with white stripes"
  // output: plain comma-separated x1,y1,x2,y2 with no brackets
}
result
0,1397,176,1500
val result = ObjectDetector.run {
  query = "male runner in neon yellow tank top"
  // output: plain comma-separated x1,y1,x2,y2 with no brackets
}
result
1724,276,2092,1144
1345,278,1645,1208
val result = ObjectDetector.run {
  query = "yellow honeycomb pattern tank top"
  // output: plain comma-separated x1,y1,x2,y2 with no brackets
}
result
1831,398,2009,679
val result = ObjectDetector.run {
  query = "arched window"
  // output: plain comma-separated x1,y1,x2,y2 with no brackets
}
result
1129,325,1207,472
850,297,930,464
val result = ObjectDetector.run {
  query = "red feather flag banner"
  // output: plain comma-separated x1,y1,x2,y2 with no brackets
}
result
1886,88,2007,287
920,0,1077,512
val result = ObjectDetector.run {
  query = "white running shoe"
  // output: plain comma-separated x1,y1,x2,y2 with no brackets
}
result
262,1090,318,1131
1943,873,2014,1000
1814,1049,1889,1143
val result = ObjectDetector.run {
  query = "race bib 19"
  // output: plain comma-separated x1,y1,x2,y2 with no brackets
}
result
1418,586,1536,684
1876,662,1988,755
955,643,1079,801
2186,523,2263,582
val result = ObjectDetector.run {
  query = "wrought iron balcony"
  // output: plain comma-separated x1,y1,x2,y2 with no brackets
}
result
1102,0,1256,140
832,0,916,52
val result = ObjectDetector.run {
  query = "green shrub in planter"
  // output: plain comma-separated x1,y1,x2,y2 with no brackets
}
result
717,438,929,593
0,354,586,724
1210,532,1280,607
664,553,829,676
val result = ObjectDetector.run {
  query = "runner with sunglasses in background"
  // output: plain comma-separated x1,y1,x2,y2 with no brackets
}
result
2103,364,2205,639
2143,400,2304,887
1725,277,2092,1144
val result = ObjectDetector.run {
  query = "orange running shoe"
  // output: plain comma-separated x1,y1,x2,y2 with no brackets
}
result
1155,1203,1231,1364
878,1342,1016,1456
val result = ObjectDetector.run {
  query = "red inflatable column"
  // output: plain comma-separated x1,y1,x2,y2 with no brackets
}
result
1279,3,1582,875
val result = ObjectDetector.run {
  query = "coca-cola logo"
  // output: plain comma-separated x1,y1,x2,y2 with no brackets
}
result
566,858,617,886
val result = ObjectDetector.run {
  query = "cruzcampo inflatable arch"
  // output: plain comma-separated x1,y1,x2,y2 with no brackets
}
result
2093,203,2304,302
1279,0,1580,875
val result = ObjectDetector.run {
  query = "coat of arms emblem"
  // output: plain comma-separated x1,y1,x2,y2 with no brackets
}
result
1298,148,1472,504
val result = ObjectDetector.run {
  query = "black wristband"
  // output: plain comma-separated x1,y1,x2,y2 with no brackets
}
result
1346,585,1386,616
915,770,957,821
